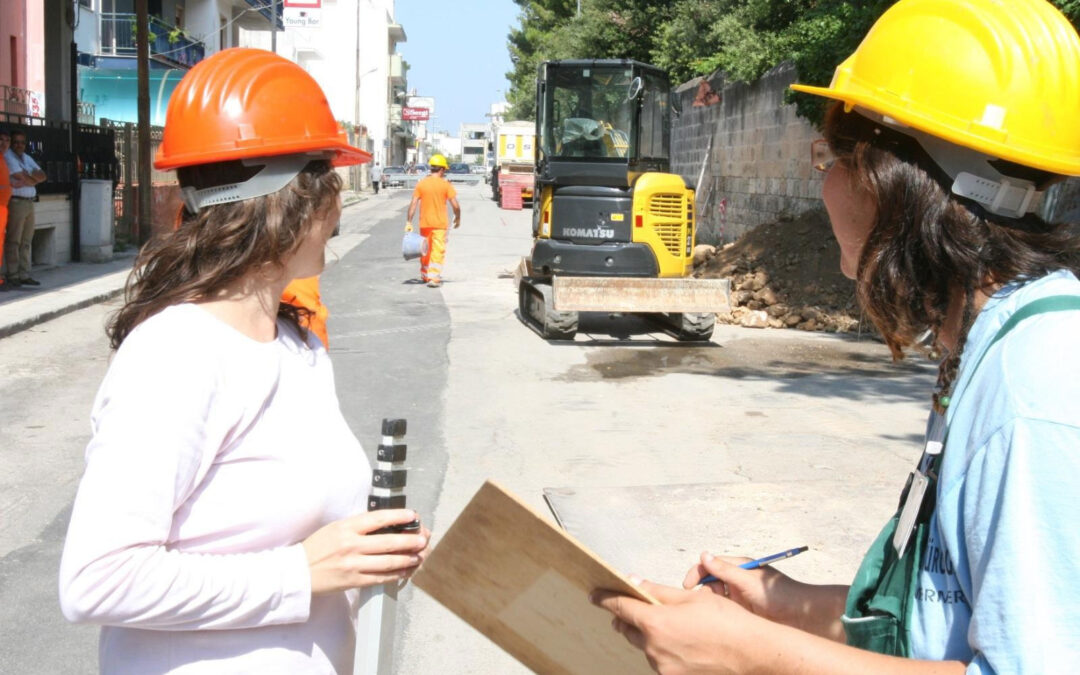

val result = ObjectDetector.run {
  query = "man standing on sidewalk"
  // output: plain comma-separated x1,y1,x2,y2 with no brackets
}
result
4,131,47,288
371,161,382,195
0,130,11,292
405,154,460,288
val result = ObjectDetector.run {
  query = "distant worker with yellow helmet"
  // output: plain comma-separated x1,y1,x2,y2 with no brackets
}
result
405,153,461,287
59,48,430,673
594,0,1080,671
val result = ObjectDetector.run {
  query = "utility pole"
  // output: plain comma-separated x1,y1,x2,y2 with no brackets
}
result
67,3,82,261
354,0,361,191
136,0,152,246
271,0,278,53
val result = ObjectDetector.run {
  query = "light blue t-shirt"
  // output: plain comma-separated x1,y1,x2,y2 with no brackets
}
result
909,269,1080,672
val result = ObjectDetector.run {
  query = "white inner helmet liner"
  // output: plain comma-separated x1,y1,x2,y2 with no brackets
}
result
180,152,332,214
857,108,1046,219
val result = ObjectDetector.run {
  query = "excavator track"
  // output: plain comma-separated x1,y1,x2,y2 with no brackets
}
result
518,278,579,340
647,312,716,342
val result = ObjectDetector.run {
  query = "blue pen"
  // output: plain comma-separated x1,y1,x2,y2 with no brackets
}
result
698,546,809,585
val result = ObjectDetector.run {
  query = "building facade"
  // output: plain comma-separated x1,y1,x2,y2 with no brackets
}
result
459,123,486,166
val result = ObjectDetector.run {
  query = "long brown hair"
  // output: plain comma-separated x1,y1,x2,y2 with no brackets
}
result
822,102,1080,409
107,159,342,349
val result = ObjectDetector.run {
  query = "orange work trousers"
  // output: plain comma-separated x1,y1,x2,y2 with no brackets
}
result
419,228,447,282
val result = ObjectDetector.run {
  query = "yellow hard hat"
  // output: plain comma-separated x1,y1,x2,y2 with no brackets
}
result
791,0,1080,177
428,154,449,170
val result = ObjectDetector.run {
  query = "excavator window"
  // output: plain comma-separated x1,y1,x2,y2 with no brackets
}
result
542,65,635,161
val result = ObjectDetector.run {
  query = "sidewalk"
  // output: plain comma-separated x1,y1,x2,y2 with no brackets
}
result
0,250,137,339
0,189,370,340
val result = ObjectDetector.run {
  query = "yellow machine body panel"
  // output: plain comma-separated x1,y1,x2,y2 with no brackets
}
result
534,174,695,280
536,185,555,239
630,172,695,279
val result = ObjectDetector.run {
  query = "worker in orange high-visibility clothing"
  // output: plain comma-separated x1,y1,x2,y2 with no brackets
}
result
0,130,11,291
405,154,460,287
281,275,330,348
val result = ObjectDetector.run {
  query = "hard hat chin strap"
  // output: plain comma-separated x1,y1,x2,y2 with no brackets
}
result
861,109,1046,219
180,154,327,214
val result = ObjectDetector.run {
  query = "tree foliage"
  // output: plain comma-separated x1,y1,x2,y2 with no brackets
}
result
506,0,1080,125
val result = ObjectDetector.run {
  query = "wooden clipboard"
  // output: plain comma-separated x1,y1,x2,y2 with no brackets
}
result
411,480,657,674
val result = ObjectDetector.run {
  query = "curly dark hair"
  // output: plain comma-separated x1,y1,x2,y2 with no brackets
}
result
822,102,1080,410
107,159,342,350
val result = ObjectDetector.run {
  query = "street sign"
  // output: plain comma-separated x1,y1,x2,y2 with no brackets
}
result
402,107,430,121
284,0,321,28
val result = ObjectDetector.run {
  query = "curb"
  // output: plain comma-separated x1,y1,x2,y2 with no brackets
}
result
0,285,126,340
0,267,132,340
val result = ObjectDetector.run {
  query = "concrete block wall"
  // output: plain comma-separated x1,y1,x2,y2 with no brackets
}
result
671,62,1080,246
672,62,824,244
32,195,72,267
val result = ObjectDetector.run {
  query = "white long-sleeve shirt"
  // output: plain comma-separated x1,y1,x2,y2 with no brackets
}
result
60,303,372,674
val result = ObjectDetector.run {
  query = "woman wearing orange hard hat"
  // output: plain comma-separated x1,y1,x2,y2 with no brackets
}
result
59,48,430,673
594,1,1080,671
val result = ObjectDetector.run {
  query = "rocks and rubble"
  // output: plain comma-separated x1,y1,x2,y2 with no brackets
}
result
694,209,869,334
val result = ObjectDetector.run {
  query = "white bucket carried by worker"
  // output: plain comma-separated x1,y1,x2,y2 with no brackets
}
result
402,231,428,260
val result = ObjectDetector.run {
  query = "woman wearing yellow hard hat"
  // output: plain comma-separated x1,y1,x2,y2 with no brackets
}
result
59,49,431,673
594,0,1080,671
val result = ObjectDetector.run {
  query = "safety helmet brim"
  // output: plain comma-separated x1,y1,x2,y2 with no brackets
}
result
155,135,371,171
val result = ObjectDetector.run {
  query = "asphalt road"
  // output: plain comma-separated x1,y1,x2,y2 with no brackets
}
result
0,181,939,674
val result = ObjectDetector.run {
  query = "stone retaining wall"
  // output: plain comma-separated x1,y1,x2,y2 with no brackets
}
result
672,62,823,245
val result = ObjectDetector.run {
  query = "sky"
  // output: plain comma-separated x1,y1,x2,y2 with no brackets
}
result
394,0,521,135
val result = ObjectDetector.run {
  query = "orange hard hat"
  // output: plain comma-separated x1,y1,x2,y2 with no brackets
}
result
155,48,371,171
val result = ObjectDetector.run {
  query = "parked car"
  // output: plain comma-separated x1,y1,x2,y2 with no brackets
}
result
381,165,406,188
448,162,471,174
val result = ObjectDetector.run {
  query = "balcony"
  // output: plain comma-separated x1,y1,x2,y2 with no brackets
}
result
98,14,206,69
1,84,44,119
77,101,97,125
243,0,284,30
2,84,97,125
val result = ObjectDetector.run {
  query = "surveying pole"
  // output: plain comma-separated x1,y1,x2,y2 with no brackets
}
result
354,418,419,675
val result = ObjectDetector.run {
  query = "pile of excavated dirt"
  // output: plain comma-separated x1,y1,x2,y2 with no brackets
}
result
694,209,869,333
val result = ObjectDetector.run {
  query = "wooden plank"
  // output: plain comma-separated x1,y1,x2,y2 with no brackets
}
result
553,276,732,313
412,480,656,675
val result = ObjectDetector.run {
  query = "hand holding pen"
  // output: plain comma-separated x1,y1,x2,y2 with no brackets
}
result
697,546,808,585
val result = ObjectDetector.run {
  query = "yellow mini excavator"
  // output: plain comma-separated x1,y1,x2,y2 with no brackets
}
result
516,59,730,341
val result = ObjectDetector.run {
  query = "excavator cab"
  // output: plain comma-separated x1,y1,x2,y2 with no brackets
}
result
517,60,728,341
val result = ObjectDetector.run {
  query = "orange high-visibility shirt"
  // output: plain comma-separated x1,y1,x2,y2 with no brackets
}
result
412,175,457,230
282,276,330,348
0,159,9,270
0,155,11,208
